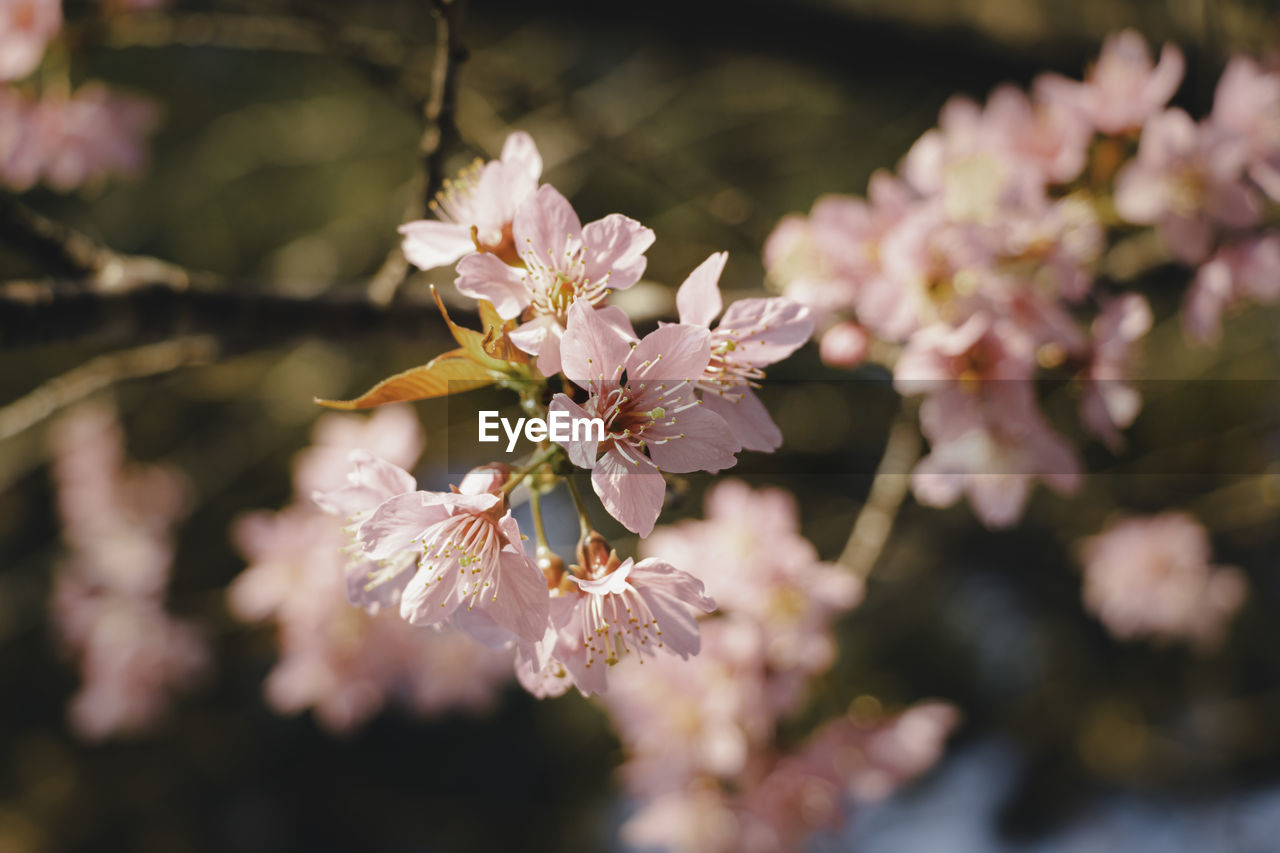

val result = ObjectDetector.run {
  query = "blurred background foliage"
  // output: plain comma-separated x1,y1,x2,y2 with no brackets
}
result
2,0,1280,851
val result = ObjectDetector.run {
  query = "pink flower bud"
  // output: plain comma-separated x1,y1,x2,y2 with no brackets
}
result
819,322,869,368
457,463,511,496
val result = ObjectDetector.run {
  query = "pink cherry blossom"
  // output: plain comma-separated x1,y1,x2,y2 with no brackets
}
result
399,131,542,271
641,480,861,712
857,203,993,341
312,450,418,613
0,0,60,81
230,411,513,732
0,87,43,189
818,320,869,368
36,83,159,192
902,86,1089,200
1184,235,1280,344
1037,29,1184,135
910,383,1081,529
604,617,772,792
1079,294,1152,450
294,404,423,497
48,403,208,740
1209,57,1280,201
359,487,550,643
1114,108,1261,263
1080,512,1247,650
674,252,813,452
548,556,715,696
455,184,654,375
231,506,511,732
550,299,740,536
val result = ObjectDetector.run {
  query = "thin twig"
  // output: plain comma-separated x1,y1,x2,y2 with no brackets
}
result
0,336,218,442
0,278,452,350
837,404,922,581
368,0,469,308
0,194,194,292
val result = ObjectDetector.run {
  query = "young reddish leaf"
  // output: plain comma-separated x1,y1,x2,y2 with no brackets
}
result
431,287,508,371
315,349,497,410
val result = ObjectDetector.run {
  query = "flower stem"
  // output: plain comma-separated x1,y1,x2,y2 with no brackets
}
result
564,474,594,538
501,444,562,495
838,402,921,581
529,486,549,551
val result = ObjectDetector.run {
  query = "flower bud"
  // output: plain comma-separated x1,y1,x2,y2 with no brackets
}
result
537,546,566,590
575,530,620,580
820,321,869,369
457,463,511,496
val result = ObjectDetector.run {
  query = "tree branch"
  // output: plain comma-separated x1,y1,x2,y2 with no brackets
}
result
368,0,470,307
837,404,921,580
0,336,218,442
0,194,194,292
0,278,456,351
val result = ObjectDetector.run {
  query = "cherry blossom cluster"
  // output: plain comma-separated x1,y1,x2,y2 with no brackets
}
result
0,0,159,192
228,406,513,733
1079,511,1247,650
48,402,208,740
314,132,814,697
765,30,1280,530
605,481,957,852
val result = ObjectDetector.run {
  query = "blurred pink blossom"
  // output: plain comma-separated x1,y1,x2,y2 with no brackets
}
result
818,320,869,368
49,402,208,740
230,408,513,732
1080,512,1247,650
1114,108,1261,263
1079,294,1152,450
1038,29,1184,135
1209,56,1280,201
0,0,60,81
0,82,159,192
642,479,861,710
1184,235,1280,344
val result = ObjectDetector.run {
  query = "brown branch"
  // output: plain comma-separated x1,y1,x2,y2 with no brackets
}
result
368,0,470,307
0,336,218,442
0,194,194,293
0,278,455,351
837,404,922,580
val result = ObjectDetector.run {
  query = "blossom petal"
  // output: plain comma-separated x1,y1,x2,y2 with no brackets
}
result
646,403,740,473
626,324,711,384
630,558,716,658
515,184,582,259
486,545,552,643
676,252,727,326
700,385,782,453
549,393,600,468
718,297,814,367
399,562,463,625
358,492,451,561
398,220,474,271
561,300,635,387
582,214,655,290
591,449,666,537
455,252,532,319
